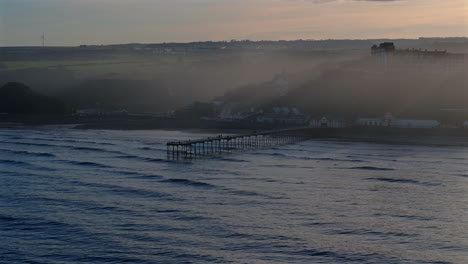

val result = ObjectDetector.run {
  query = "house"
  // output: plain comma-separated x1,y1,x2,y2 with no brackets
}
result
357,112,439,128
310,117,346,128
276,115,306,125
357,112,394,127
371,42,395,55
357,118,384,127
393,119,440,128
371,43,465,73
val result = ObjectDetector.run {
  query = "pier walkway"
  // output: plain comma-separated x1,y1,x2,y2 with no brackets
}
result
167,127,312,160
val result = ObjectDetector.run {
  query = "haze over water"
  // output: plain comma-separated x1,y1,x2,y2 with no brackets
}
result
1,127,467,263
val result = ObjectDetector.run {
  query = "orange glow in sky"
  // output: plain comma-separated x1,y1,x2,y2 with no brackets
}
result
0,0,466,46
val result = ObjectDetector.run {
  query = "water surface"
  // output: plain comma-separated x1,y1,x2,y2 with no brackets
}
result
1,127,467,263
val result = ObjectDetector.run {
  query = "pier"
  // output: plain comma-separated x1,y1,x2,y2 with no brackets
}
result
167,127,312,160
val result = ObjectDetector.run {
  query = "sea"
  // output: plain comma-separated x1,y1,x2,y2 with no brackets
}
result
0,127,467,264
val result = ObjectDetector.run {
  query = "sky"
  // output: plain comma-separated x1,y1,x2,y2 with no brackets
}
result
0,0,467,46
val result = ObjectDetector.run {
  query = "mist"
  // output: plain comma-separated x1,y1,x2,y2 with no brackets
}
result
0,38,466,124
0,42,360,112
2,2,468,264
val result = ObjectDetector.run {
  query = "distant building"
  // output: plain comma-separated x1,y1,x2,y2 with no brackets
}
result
357,113,439,128
371,42,465,73
255,107,307,125
371,42,395,55
357,112,393,127
74,108,128,117
256,114,305,125
357,118,384,127
392,119,440,129
275,115,306,125
309,117,346,128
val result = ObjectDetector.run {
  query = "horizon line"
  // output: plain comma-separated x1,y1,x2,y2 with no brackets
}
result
1,36,468,48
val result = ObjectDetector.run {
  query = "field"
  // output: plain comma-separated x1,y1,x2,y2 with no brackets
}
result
2,59,157,71
0,57,191,79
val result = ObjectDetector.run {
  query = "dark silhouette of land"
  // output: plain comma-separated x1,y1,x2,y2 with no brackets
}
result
0,82,69,114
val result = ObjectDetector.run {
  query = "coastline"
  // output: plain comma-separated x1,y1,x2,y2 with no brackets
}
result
2,114,468,147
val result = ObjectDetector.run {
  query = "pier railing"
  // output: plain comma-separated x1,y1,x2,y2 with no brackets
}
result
167,127,312,160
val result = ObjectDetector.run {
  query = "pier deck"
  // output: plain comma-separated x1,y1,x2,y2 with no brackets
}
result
167,127,312,160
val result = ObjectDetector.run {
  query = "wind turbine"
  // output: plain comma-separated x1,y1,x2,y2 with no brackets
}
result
41,33,46,47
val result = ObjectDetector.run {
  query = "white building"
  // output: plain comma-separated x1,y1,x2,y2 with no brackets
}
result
357,112,439,128
356,118,384,127
310,117,346,128
393,119,440,128
357,112,394,127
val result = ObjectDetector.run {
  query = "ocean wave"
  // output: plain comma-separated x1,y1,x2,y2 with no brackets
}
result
69,180,179,201
139,146,164,151
366,177,439,186
161,178,216,188
71,146,112,152
3,141,121,155
59,160,113,169
0,159,55,171
0,148,55,157
262,164,297,168
373,213,435,221
0,159,32,166
198,169,244,176
130,174,164,180
2,215,72,231
171,214,214,221
5,141,55,147
20,137,116,146
224,188,282,200
447,157,468,160
214,157,249,163
303,222,335,227
107,170,164,180
349,166,395,171
108,186,178,200
113,155,168,163
287,248,398,263
143,157,168,163
294,156,365,163
260,152,288,157
72,255,152,263
0,214,20,222
329,228,418,237
114,154,147,159
225,189,263,197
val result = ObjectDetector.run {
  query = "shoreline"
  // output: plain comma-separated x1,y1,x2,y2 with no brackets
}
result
2,115,468,147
